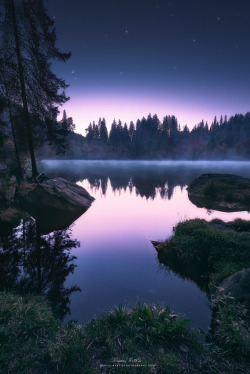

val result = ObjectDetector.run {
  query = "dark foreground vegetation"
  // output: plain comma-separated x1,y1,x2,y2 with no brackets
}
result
155,218,250,372
0,219,249,373
0,292,249,374
156,218,250,288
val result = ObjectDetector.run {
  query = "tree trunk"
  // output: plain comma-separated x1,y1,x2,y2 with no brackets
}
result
10,0,38,178
8,101,23,180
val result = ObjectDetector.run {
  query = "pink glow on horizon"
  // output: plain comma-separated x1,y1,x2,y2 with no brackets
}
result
59,92,235,136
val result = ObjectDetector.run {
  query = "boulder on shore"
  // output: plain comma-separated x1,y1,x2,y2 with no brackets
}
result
17,177,95,234
216,268,250,303
188,173,250,212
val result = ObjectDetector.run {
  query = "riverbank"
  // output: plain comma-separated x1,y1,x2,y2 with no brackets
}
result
1,292,249,373
154,218,250,371
1,219,249,372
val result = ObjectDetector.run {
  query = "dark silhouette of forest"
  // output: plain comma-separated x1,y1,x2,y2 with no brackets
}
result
38,112,250,160
0,0,71,179
1,1,250,174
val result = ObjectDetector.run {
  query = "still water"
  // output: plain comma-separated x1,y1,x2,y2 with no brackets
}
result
37,160,250,331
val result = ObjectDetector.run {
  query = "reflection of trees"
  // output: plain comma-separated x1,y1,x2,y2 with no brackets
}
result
41,162,203,200
0,218,80,320
157,260,210,293
41,161,250,200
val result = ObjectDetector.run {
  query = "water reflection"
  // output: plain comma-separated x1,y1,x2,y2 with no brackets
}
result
0,218,80,319
40,160,250,201
24,160,250,329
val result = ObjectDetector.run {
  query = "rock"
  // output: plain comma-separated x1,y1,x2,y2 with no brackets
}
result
216,269,250,303
188,174,250,212
18,177,95,234
18,177,94,212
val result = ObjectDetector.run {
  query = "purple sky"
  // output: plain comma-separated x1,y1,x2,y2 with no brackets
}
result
47,0,250,134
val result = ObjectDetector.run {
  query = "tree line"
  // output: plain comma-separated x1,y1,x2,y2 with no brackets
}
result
40,111,250,160
1,2,249,172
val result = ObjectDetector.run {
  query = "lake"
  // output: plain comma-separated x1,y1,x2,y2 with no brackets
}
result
37,160,250,332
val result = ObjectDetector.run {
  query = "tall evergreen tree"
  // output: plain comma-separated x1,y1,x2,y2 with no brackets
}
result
109,119,118,147
0,0,71,177
85,123,94,143
129,121,135,140
99,118,108,144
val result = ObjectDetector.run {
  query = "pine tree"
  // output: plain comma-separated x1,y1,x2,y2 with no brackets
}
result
99,118,108,144
0,0,71,177
129,121,135,140
85,123,94,143
109,119,118,147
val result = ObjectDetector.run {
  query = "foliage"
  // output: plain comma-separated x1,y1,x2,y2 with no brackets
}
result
0,293,248,373
210,293,250,360
39,110,250,160
159,218,250,289
0,292,89,374
157,218,250,372
0,0,71,176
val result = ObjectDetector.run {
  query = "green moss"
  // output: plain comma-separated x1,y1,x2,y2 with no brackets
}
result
157,218,250,369
0,292,89,374
160,218,250,288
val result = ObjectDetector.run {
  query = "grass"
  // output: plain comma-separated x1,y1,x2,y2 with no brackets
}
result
1,218,250,373
157,217,250,371
1,292,249,373
158,218,250,289
0,292,89,374
209,293,250,361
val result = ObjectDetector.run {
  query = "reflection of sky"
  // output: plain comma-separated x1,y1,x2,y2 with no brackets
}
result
40,160,250,329
65,182,248,329
75,181,250,242
66,183,212,330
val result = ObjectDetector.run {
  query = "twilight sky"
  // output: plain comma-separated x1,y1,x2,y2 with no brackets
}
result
47,0,250,135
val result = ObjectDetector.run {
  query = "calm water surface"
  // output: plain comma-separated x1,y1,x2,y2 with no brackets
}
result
40,160,250,331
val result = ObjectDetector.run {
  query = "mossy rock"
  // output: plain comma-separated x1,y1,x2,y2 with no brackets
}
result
188,174,250,212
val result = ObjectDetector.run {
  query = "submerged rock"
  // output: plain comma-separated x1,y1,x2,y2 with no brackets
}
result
188,173,250,212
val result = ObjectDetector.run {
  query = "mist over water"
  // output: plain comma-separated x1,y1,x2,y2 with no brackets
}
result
39,160,250,329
